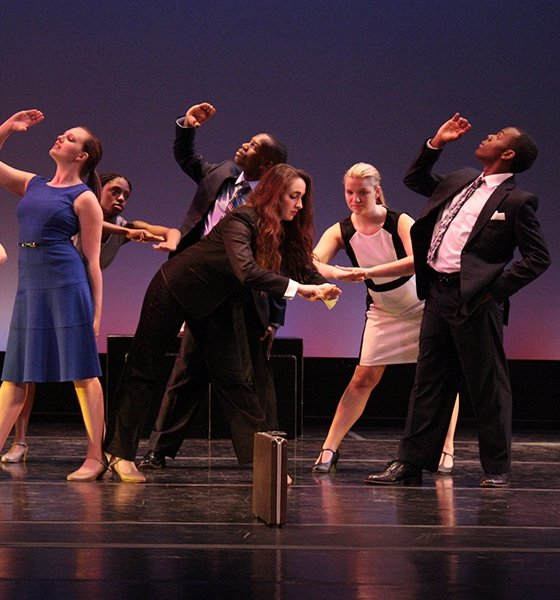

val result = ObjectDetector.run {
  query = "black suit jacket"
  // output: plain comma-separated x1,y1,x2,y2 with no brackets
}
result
173,123,240,253
162,205,327,322
404,141,550,319
172,121,286,327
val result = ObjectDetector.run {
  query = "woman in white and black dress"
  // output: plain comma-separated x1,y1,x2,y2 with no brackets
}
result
312,162,458,474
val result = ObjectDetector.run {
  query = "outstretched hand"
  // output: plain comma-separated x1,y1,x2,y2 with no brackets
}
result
185,102,216,128
431,112,472,149
152,240,178,252
8,109,44,132
297,283,342,302
317,283,342,301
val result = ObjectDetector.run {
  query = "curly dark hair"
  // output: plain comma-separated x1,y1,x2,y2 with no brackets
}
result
248,164,315,280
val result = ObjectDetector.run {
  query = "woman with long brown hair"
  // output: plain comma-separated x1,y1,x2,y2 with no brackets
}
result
103,163,341,482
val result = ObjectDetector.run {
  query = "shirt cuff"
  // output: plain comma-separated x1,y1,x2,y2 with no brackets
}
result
176,116,189,128
284,279,299,299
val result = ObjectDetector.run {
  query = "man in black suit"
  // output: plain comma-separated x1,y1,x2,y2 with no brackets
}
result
365,113,550,488
139,102,288,467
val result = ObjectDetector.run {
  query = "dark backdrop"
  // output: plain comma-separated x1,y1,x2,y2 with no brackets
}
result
1,1,558,359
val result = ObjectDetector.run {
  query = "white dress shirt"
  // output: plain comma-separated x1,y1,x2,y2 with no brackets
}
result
429,171,512,273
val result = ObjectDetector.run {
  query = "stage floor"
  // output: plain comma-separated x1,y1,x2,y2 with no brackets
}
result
0,424,559,599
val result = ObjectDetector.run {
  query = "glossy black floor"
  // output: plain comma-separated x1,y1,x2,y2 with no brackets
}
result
0,423,559,600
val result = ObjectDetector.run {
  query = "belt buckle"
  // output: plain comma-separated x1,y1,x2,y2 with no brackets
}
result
432,269,458,284
440,272,458,283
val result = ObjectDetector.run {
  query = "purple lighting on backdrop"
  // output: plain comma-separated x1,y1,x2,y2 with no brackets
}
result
1,1,558,359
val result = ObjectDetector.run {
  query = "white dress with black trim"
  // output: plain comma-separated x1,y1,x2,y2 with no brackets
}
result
340,209,424,366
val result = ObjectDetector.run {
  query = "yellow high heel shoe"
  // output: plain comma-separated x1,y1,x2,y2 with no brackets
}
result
67,456,108,482
1,442,28,464
108,456,146,483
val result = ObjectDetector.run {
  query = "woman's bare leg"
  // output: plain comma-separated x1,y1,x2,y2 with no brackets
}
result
439,394,460,471
12,382,35,443
314,365,386,465
0,382,29,452
67,377,105,479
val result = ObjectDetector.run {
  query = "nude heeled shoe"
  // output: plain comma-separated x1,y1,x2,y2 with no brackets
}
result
1,442,28,463
108,456,146,483
67,456,108,482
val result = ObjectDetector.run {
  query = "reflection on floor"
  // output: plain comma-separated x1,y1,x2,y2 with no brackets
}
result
0,423,559,599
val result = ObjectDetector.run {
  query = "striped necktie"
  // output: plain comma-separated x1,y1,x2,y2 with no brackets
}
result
427,176,484,262
225,181,251,214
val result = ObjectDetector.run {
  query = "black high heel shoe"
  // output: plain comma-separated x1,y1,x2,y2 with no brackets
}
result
437,451,454,474
312,448,339,473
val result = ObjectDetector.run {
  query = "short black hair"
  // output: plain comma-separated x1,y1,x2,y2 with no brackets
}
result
100,172,133,191
261,133,288,165
509,128,538,173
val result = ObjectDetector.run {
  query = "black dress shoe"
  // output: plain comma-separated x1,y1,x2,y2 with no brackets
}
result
364,460,422,485
138,450,166,470
480,473,510,488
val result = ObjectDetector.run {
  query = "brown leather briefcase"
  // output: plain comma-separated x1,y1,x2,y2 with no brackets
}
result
252,432,287,526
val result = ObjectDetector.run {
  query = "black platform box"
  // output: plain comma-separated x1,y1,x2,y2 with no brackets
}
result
106,335,303,439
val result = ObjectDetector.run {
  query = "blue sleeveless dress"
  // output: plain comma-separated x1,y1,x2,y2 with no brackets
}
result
2,176,102,382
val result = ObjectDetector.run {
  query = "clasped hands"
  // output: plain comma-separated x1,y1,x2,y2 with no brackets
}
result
126,228,180,254
330,265,369,282
126,229,164,243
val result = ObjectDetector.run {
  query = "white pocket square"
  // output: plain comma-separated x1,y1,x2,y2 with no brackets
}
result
490,211,506,221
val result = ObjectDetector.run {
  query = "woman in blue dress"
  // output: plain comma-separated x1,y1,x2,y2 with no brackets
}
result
0,109,106,481
0,171,182,464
